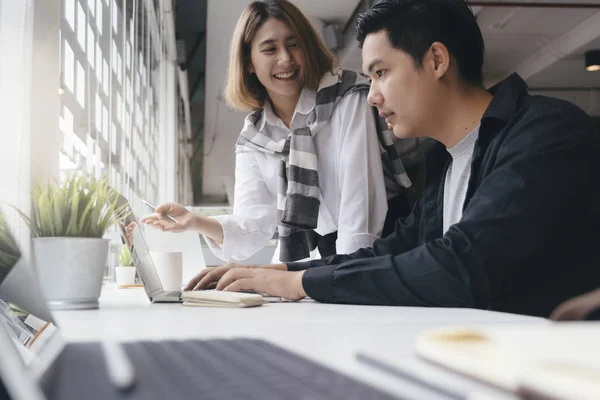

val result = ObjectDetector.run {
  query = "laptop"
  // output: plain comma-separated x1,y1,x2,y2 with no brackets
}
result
0,209,399,400
118,195,282,304
115,196,183,303
131,225,185,303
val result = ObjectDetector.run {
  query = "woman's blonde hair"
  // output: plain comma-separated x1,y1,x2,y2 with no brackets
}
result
224,0,336,112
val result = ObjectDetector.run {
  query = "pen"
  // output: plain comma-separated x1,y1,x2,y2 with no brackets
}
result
355,352,467,400
142,200,180,224
101,340,136,391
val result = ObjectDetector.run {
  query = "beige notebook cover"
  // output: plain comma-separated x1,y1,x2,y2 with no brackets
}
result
415,323,600,400
181,290,267,308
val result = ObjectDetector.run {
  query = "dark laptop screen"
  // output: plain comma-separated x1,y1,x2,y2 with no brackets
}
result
0,212,21,286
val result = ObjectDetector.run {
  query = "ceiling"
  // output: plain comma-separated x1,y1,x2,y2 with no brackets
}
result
473,0,600,87
173,0,600,97
292,0,361,24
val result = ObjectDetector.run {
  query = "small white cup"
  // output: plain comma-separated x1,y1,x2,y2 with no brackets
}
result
149,251,183,291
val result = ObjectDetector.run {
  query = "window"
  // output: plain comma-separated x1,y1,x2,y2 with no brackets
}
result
0,0,35,252
59,0,162,211
1,0,192,264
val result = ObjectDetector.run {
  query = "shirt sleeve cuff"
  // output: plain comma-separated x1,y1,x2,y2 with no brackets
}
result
336,233,379,255
286,257,332,271
286,261,313,271
302,265,335,302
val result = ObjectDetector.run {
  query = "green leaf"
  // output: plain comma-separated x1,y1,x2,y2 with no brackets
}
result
12,171,131,239
65,179,80,236
114,245,133,266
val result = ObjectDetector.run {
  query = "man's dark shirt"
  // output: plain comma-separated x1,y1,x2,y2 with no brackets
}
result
287,74,600,317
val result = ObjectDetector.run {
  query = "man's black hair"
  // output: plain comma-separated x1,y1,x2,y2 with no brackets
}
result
356,0,485,85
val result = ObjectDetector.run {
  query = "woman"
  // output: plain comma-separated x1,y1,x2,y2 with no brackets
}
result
140,0,414,269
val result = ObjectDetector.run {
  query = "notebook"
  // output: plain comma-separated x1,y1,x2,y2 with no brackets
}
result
414,323,600,400
181,290,267,308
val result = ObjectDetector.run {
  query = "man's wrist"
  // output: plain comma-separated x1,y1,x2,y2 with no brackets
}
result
277,263,288,271
294,270,307,298
262,263,287,271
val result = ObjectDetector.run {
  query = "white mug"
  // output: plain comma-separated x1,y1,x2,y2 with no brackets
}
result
149,251,183,291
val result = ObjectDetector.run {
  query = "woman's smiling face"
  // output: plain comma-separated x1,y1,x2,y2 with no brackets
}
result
249,17,305,103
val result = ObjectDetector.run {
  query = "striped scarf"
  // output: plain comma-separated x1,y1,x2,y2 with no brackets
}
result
236,68,412,261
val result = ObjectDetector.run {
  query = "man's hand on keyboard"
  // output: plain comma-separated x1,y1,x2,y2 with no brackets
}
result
551,288,600,321
185,263,287,291
216,268,307,301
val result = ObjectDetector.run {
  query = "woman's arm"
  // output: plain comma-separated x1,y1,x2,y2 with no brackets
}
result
204,150,280,261
141,202,225,243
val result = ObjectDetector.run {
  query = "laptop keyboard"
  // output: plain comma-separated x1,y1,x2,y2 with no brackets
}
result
44,338,401,400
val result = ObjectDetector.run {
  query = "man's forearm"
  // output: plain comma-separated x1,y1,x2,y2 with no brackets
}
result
301,245,475,308
264,263,287,271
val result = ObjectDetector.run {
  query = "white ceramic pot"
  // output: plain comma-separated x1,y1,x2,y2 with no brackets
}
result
32,237,110,310
115,266,136,286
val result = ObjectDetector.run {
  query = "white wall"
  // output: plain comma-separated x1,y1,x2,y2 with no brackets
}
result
202,0,250,200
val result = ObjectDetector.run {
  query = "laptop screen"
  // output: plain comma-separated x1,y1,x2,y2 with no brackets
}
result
116,195,165,299
0,210,61,400
0,210,54,324
131,228,165,298
0,211,20,287
0,198,167,400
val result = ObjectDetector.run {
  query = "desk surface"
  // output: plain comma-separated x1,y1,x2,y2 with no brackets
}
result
53,285,544,400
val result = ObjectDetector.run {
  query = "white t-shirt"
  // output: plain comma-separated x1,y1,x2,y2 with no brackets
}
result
443,125,480,235
205,87,390,262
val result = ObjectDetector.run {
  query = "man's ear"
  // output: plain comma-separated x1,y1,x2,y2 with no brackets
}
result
428,42,450,79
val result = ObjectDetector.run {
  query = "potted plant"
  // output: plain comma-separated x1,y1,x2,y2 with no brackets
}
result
114,245,136,287
16,173,130,310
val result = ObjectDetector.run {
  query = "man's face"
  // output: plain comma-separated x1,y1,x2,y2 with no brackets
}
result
362,30,438,139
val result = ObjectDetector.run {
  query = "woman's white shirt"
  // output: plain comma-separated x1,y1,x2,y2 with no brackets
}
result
205,88,389,262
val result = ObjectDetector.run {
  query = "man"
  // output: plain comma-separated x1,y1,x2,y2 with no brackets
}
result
186,0,600,317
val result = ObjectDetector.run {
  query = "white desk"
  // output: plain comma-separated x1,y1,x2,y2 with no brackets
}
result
53,285,545,400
